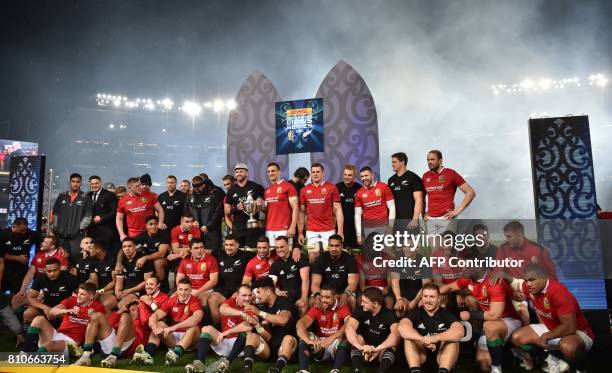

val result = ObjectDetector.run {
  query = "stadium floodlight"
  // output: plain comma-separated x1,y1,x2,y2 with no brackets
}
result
491,73,607,96
183,101,202,117
213,99,224,112
161,98,174,110
95,92,236,114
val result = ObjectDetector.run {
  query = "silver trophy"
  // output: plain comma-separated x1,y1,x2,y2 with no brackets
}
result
243,191,260,229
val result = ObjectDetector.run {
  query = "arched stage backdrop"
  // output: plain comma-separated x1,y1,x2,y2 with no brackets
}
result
226,71,289,185
310,61,380,179
227,61,381,185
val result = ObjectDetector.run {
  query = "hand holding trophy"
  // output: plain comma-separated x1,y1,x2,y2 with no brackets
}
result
244,191,259,229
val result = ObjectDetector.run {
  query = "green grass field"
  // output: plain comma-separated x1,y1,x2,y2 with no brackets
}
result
0,331,587,373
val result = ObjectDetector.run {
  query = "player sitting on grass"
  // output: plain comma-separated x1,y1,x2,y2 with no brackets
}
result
185,284,259,373
508,263,594,373
345,287,400,373
295,283,352,373
398,282,464,373
72,300,148,368
22,282,105,357
131,278,203,366
241,277,299,373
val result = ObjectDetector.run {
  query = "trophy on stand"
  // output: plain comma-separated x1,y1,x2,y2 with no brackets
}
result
243,191,260,229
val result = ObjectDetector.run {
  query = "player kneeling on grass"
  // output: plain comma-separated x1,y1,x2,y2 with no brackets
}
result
295,283,352,373
398,282,464,373
439,264,522,373
241,277,299,373
132,278,203,366
507,263,594,373
185,284,258,373
22,282,105,357
73,300,148,367
345,287,400,373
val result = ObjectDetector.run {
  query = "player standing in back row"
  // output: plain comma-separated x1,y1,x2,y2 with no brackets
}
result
422,150,475,235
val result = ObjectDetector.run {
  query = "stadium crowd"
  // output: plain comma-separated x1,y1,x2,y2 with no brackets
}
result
0,150,594,373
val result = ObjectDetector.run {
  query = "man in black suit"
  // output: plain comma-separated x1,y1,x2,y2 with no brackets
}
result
87,175,119,256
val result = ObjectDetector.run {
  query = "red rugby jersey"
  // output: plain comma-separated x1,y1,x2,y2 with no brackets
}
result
355,253,388,288
32,249,68,274
265,180,297,231
138,290,170,328
354,181,394,222
299,181,340,232
159,294,202,332
117,191,158,237
456,274,519,319
422,168,465,218
177,253,219,289
306,303,352,338
496,239,556,278
170,226,202,247
521,280,594,339
244,255,272,280
57,295,106,344
220,296,255,339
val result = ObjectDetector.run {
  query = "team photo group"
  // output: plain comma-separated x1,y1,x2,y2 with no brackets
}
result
0,150,594,373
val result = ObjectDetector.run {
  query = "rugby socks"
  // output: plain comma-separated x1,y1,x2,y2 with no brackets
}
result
23,326,41,352
333,342,351,370
487,338,504,368
298,341,310,370
350,347,363,372
144,342,158,356
409,368,422,373
228,333,246,362
173,345,184,357
110,346,121,357
274,355,289,371
82,343,94,358
437,369,449,373
377,349,396,373
197,333,212,362
243,345,256,371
